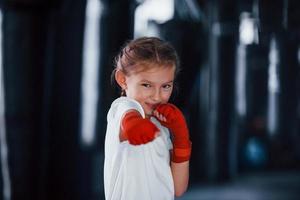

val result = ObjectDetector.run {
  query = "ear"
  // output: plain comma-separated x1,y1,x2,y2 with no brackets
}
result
115,69,127,89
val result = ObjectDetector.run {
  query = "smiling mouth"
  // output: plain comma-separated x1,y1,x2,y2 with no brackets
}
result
146,103,159,110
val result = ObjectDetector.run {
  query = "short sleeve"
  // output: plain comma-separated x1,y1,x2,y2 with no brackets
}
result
107,97,145,123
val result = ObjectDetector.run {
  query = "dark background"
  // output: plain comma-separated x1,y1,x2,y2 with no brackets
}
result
0,0,299,199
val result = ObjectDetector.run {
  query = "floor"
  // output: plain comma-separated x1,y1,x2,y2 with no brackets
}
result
176,171,300,200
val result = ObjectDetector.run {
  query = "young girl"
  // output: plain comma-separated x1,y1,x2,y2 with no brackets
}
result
104,37,191,200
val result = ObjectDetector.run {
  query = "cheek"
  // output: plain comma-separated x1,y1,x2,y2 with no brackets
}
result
136,87,152,96
129,86,148,99
161,91,172,102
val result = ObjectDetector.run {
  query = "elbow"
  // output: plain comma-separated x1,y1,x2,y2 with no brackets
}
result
175,188,187,197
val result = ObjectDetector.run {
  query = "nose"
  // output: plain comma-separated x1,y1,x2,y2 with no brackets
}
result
151,88,161,102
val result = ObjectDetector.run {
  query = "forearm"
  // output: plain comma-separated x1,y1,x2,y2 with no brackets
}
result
154,103,191,196
171,160,189,197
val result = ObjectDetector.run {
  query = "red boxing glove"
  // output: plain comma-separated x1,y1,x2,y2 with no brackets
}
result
120,111,159,145
154,103,191,163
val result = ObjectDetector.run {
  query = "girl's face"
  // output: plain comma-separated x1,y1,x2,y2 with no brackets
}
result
118,65,175,118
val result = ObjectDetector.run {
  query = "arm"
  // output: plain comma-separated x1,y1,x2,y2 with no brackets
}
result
171,160,189,197
154,104,192,197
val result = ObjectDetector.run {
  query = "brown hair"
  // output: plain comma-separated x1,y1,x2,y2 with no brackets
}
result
111,37,180,95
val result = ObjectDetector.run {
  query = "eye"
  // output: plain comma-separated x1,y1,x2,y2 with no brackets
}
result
141,83,151,88
162,84,172,90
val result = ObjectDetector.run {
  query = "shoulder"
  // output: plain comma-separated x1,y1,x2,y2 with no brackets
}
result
107,97,145,121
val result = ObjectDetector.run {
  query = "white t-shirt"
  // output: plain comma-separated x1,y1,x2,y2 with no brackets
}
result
104,97,174,200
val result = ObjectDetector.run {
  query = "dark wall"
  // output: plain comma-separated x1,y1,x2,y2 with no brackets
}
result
1,0,134,199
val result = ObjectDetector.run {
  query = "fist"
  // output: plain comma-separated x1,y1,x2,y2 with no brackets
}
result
153,103,188,138
121,111,159,145
153,103,191,163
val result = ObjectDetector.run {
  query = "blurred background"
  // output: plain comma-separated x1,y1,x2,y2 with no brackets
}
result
0,0,299,199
